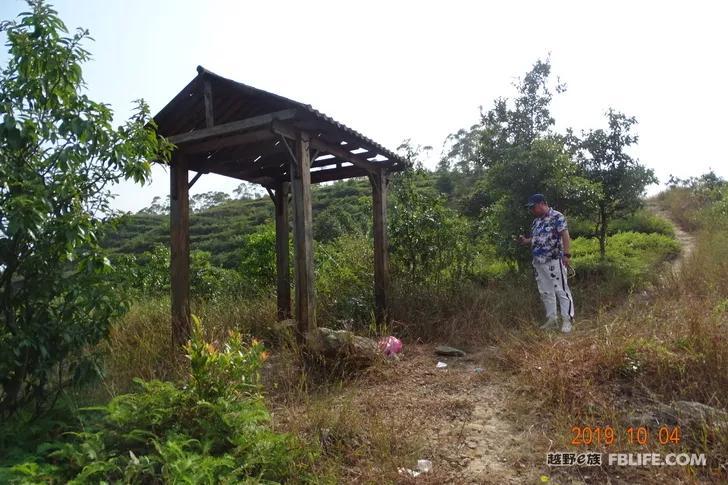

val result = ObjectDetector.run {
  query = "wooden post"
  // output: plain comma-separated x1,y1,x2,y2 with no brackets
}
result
170,155,191,347
290,133,316,336
275,181,291,320
371,168,389,325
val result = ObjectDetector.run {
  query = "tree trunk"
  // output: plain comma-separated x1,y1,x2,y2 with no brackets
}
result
599,204,608,259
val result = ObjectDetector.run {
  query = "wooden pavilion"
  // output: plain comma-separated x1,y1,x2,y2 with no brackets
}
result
153,66,408,346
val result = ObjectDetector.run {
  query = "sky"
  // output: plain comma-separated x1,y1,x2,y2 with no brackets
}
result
1,0,726,213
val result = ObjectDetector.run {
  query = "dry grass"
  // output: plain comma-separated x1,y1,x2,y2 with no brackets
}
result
657,187,704,231
388,275,543,347
97,191,726,481
493,223,728,480
101,295,278,395
379,197,727,480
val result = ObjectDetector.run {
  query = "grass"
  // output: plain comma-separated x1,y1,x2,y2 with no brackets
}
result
95,216,690,478
1,323,329,484
569,208,676,238
9,187,722,482
379,190,726,480
490,195,728,480
100,296,279,396
386,231,681,346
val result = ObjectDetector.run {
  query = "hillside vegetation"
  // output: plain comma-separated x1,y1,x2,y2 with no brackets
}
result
1,3,725,483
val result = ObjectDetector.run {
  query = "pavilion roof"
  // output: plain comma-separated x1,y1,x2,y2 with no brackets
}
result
154,66,408,186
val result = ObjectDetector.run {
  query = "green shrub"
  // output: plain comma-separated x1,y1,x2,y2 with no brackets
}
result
0,2,172,417
315,234,374,327
571,231,680,289
238,224,279,295
609,209,674,236
313,196,371,243
701,188,728,231
0,318,323,483
569,209,674,238
389,170,472,287
114,244,243,301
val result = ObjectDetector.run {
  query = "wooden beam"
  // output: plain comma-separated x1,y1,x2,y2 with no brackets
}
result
170,155,191,347
188,163,280,187
246,175,279,187
180,129,276,154
290,132,316,336
203,79,214,128
311,138,380,170
188,170,204,189
169,109,297,145
310,165,368,184
271,121,379,172
188,147,286,175
371,167,389,326
275,181,291,320
193,163,367,186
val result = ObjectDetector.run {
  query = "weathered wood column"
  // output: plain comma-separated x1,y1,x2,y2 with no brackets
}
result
274,181,291,320
371,168,390,325
170,154,191,347
290,133,316,335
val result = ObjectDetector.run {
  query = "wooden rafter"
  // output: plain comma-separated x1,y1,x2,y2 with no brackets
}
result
271,121,380,172
203,79,214,128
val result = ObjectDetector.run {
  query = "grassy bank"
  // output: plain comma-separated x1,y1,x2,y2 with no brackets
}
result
492,192,728,481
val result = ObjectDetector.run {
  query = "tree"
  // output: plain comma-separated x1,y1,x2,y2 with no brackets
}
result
389,145,471,286
138,194,170,215
442,58,565,175
0,1,171,417
233,181,265,200
571,109,657,257
441,58,596,262
479,137,599,262
190,191,231,212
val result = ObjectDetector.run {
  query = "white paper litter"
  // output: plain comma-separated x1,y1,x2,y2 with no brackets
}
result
398,459,433,478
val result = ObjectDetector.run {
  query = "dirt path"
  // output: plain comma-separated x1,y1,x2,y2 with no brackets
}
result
347,345,543,484
646,200,696,272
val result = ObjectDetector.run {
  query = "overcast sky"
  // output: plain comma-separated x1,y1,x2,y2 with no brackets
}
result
2,0,726,212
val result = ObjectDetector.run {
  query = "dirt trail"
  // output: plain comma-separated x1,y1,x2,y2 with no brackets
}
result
646,200,696,272
348,345,542,484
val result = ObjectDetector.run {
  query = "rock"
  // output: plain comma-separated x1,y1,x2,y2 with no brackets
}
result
629,401,728,441
306,327,380,368
435,345,466,357
655,401,728,429
628,412,662,428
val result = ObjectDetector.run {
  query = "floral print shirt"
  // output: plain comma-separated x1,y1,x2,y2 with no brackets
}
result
530,208,567,264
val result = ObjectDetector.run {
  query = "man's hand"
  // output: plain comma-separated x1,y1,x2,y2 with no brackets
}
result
562,255,571,268
517,235,531,246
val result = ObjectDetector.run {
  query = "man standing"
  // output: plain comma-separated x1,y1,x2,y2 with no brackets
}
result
518,194,575,333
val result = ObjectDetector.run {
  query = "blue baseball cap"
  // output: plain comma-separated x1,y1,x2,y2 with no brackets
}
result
526,193,546,207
